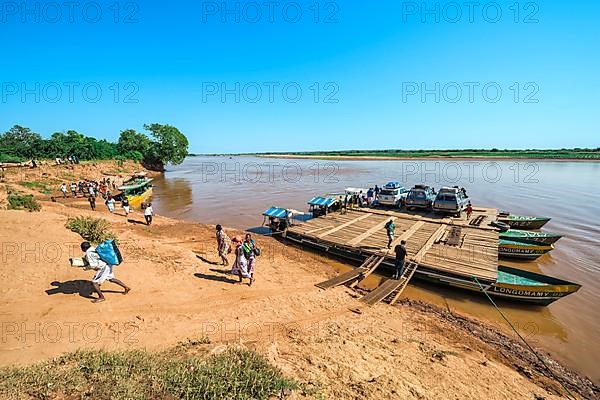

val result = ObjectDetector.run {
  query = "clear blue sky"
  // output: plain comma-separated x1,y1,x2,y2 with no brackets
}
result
1,0,598,153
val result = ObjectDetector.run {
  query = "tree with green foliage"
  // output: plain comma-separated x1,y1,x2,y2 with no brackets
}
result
117,129,152,156
142,123,189,170
1,124,189,167
0,125,44,159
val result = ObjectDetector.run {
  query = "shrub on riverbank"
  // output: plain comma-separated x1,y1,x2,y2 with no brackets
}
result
7,188,41,212
0,348,298,400
66,216,116,243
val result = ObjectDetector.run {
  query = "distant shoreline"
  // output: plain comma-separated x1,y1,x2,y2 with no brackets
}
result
252,154,600,163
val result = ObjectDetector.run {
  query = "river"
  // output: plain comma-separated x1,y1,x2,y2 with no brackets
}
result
152,156,600,383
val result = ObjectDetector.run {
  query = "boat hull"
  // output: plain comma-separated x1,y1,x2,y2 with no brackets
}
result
499,230,562,246
488,266,581,305
498,240,554,260
498,216,551,230
126,187,153,209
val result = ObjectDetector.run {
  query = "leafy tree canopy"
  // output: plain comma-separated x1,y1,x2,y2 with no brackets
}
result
143,123,189,167
0,124,189,170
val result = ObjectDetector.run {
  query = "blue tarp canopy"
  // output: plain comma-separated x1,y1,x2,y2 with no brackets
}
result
385,181,402,189
308,197,337,207
263,207,290,218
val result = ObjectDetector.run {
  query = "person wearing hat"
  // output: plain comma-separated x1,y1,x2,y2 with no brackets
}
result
216,224,231,266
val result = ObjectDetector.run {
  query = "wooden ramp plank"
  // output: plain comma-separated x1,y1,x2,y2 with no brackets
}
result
413,224,447,262
315,255,378,289
317,213,372,238
360,279,404,305
389,262,419,304
348,255,385,288
348,217,396,246
360,262,419,306
389,220,425,249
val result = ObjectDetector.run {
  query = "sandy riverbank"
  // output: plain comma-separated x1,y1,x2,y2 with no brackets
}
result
0,161,597,399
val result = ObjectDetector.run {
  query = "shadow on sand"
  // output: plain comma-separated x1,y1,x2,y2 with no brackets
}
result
127,218,148,226
45,280,122,299
195,255,221,265
194,272,238,284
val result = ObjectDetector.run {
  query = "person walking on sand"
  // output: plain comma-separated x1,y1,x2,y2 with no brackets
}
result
81,241,130,303
105,195,116,213
122,196,130,216
60,183,68,198
70,182,77,197
243,233,258,286
144,202,154,225
231,237,251,284
393,240,407,280
88,195,96,211
466,204,473,219
216,224,231,266
385,219,395,249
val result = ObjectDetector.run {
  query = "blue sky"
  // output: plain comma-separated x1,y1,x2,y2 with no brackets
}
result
0,0,598,153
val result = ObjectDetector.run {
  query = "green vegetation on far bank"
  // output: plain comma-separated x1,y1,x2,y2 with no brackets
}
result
246,148,600,160
0,124,189,170
0,348,300,400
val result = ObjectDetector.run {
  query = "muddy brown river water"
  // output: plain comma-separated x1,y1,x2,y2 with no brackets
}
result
153,156,600,383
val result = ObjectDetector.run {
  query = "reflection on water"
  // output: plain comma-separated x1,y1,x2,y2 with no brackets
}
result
153,156,600,383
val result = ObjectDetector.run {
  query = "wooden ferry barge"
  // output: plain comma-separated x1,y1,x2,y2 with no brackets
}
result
282,207,580,305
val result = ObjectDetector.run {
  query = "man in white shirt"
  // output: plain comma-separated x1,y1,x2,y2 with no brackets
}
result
144,203,154,225
81,241,130,303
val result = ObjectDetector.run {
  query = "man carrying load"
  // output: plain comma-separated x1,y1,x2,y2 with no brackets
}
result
81,241,131,303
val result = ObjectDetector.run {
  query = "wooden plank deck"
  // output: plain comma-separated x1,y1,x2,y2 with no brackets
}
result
361,262,419,305
288,208,499,282
315,255,384,289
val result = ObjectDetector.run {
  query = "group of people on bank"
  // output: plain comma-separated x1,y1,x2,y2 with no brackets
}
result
216,225,259,286
59,179,154,225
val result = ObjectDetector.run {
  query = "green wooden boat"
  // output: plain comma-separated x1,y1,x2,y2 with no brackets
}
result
498,239,554,260
487,266,581,305
499,229,562,246
497,213,551,230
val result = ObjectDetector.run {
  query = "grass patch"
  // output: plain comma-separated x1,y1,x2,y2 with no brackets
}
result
0,348,299,400
7,187,41,212
65,216,117,243
17,181,53,195
0,153,25,163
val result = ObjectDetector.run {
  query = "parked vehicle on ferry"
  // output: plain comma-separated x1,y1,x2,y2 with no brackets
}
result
432,186,470,215
378,182,408,207
405,184,436,210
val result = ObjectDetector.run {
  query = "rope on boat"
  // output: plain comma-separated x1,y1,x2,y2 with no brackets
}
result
472,277,577,400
